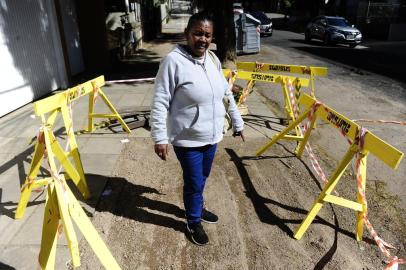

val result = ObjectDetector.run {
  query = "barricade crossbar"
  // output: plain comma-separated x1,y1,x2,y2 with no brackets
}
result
237,62,328,77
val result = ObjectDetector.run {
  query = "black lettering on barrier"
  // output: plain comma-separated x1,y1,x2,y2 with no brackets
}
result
269,65,291,72
326,111,351,134
67,86,86,102
68,91,77,102
251,74,260,80
251,73,274,82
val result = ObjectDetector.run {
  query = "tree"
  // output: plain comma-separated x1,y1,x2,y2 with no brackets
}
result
194,0,236,63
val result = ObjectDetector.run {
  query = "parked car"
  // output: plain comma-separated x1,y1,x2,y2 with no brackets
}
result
305,16,362,48
250,11,273,36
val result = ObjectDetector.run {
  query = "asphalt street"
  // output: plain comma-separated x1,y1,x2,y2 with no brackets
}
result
261,29,406,84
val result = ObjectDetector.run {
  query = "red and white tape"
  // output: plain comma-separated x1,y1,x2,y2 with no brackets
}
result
355,128,405,270
105,77,155,84
287,79,404,269
353,119,406,126
286,79,332,190
254,62,265,71
286,79,300,117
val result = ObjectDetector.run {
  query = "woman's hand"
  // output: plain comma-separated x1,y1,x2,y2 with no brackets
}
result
233,130,245,142
154,144,169,160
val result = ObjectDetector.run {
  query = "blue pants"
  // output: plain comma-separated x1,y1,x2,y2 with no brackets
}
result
174,144,217,225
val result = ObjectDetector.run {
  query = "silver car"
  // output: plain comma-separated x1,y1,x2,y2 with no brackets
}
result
250,11,273,36
305,16,362,48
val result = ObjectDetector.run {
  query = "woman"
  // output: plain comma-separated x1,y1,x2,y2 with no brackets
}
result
150,12,245,245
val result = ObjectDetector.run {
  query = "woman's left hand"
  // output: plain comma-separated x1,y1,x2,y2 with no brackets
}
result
154,144,169,160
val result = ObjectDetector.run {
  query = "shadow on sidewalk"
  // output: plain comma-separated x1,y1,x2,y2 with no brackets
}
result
95,175,186,233
0,262,16,270
224,147,376,245
0,188,45,219
0,126,67,188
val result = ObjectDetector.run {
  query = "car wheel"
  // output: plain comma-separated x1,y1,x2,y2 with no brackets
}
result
349,43,357,48
323,33,330,45
305,31,311,42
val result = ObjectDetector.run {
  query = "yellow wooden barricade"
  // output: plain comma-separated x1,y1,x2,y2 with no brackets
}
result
256,93,404,241
15,80,121,269
223,69,309,138
16,76,130,219
15,91,90,219
66,76,131,133
236,62,328,98
36,134,120,269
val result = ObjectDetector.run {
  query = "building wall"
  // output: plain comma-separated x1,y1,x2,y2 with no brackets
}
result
0,0,68,117
59,0,85,76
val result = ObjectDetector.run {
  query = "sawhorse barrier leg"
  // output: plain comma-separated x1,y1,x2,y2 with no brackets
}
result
88,81,131,133
16,98,90,219
294,143,365,239
255,105,311,157
39,176,121,269
37,123,120,269
15,124,90,219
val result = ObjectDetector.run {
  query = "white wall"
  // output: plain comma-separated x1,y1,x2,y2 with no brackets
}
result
0,0,68,117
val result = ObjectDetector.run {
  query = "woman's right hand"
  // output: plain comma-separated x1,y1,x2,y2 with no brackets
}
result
154,144,169,161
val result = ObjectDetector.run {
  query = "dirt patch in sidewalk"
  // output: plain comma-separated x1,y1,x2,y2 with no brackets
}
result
76,137,405,270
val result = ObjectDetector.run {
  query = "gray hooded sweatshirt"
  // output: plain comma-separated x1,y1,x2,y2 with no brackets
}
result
150,45,244,147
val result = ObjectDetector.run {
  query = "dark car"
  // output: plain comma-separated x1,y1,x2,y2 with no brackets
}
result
249,11,273,36
305,16,362,47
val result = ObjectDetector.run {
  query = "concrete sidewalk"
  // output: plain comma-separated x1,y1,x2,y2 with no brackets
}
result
0,54,278,270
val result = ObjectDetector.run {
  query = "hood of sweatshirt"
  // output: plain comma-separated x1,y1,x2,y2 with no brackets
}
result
172,44,207,65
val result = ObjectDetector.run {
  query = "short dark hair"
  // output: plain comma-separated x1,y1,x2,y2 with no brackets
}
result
185,11,214,32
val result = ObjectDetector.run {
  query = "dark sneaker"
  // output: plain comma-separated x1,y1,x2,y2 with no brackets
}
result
201,208,218,224
186,222,209,245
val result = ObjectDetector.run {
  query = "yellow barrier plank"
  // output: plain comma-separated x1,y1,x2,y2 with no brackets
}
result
67,182,122,270
55,177,80,267
34,93,66,116
15,136,46,219
282,135,304,141
38,184,59,270
34,76,103,116
90,113,119,118
66,76,105,103
222,69,310,87
323,194,363,211
236,62,328,76
32,178,52,189
299,93,404,169
49,131,81,185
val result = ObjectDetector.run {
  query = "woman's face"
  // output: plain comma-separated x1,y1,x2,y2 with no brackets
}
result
185,20,213,57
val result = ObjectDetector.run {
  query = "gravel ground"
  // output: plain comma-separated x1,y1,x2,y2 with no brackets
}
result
76,138,405,270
